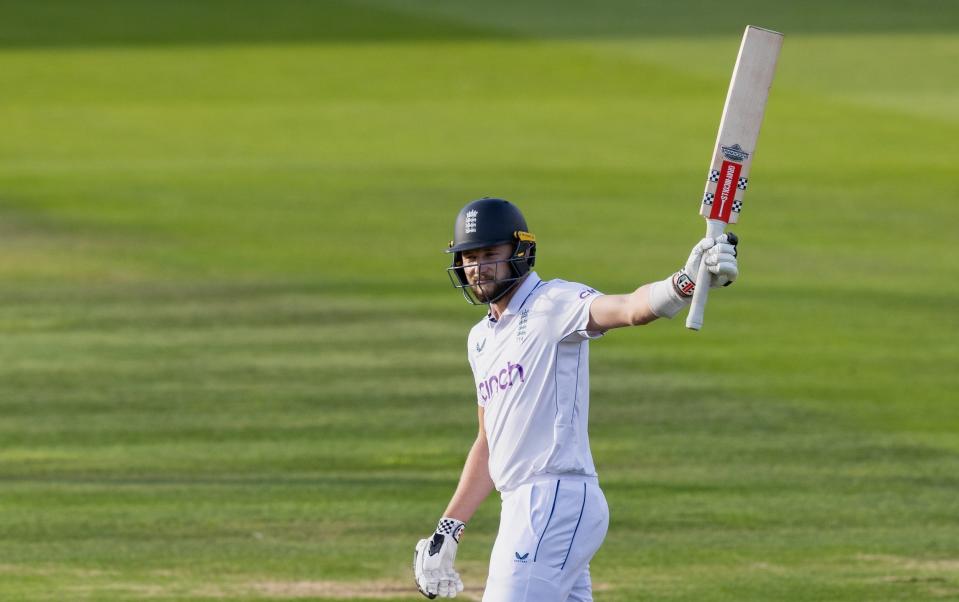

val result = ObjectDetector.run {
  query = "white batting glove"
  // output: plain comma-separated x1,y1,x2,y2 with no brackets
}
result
647,233,739,319
682,232,739,289
413,518,465,599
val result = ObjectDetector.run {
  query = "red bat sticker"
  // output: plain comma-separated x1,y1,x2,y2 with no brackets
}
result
709,160,742,222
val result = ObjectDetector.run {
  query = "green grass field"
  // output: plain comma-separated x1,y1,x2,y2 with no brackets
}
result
1,1,957,600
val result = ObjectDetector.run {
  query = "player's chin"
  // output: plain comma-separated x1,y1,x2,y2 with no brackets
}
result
470,281,502,303
470,283,491,302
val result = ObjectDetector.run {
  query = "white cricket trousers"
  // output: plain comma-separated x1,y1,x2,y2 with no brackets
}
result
483,476,609,602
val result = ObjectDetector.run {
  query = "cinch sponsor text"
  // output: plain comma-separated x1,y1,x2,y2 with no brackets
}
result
478,361,526,402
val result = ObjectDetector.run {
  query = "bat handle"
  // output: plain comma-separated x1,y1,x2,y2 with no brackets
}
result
685,219,727,331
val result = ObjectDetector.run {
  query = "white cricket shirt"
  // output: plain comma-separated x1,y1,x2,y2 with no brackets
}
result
466,272,605,492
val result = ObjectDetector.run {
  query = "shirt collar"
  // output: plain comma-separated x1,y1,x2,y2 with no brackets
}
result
487,271,542,323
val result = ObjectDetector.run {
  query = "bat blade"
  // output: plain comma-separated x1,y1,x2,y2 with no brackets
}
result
686,25,783,331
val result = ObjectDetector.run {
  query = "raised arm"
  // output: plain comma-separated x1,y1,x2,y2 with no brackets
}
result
587,234,740,332
587,284,658,331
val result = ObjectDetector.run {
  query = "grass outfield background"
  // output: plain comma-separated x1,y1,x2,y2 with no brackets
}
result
1,1,957,600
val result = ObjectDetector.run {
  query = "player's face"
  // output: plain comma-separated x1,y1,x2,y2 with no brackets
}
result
461,243,514,303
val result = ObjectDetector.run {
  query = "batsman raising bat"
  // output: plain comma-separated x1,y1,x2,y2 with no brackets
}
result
412,199,738,600
413,25,780,602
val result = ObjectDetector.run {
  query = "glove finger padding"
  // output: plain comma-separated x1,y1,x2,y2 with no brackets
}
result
709,242,737,257
414,518,465,599
708,260,738,281
437,575,464,598
704,252,736,265
706,234,739,285
413,539,438,599
682,233,739,289
705,252,738,276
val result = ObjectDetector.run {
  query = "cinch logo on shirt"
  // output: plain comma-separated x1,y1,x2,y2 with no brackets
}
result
477,361,525,403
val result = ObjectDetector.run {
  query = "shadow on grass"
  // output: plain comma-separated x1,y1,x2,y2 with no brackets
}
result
1,0,957,49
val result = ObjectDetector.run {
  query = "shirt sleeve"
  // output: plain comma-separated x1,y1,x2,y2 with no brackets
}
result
548,282,607,343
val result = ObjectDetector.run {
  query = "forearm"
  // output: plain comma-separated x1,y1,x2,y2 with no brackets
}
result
625,283,660,326
442,434,494,523
586,283,664,331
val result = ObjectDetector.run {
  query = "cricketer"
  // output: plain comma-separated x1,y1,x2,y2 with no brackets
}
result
413,197,739,600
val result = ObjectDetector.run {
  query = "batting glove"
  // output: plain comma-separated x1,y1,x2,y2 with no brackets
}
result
683,232,739,289
647,233,739,319
413,518,465,599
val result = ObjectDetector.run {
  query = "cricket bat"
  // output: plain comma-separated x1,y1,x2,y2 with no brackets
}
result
686,25,783,331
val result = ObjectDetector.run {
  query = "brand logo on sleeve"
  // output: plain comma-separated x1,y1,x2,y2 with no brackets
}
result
477,360,526,403
475,338,486,353
514,552,530,563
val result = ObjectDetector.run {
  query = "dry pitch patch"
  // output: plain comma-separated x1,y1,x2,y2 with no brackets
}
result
199,581,483,599
0,564,460,600
0,564,616,600
65,580,611,600
73,580,484,600
69,579,488,600
857,554,959,597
